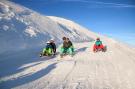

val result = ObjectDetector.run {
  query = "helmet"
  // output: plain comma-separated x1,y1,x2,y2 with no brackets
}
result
46,41,50,44
96,37,100,40
50,38,54,42
50,38,54,41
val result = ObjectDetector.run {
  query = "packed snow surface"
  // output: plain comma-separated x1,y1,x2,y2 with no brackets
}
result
0,42,135,89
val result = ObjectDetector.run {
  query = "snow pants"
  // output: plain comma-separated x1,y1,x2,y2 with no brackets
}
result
42,48,53,56
60,46,74,55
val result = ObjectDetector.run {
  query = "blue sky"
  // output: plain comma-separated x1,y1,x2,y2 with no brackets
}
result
11,0,135,46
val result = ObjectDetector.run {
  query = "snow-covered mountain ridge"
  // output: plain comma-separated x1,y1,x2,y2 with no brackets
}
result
0,0,98,53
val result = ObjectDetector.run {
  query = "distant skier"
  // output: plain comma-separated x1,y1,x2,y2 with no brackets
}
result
60,37,74,58
50,39,56,55
93,38,106,52
40,41,53,57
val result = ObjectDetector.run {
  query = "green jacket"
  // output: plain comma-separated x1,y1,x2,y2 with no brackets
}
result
95,40,102,46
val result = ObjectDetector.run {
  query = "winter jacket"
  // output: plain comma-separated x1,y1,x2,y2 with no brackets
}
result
50,42,56,53
67,41,73,48
63,41,69,48
95,40,102,46
46,44,52,50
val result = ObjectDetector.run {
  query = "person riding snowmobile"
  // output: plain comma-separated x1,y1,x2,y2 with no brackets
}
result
50,39,56,55
60,37,74,57
40,41,53,57
93,38,105,52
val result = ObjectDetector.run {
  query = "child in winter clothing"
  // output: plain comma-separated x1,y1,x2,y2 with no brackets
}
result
93,38,104,52
66,38,74,52
50,39,56,55
41,41,53,56
60,37,74,57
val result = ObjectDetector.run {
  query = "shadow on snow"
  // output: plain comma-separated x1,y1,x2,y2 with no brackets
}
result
0,62,57,89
